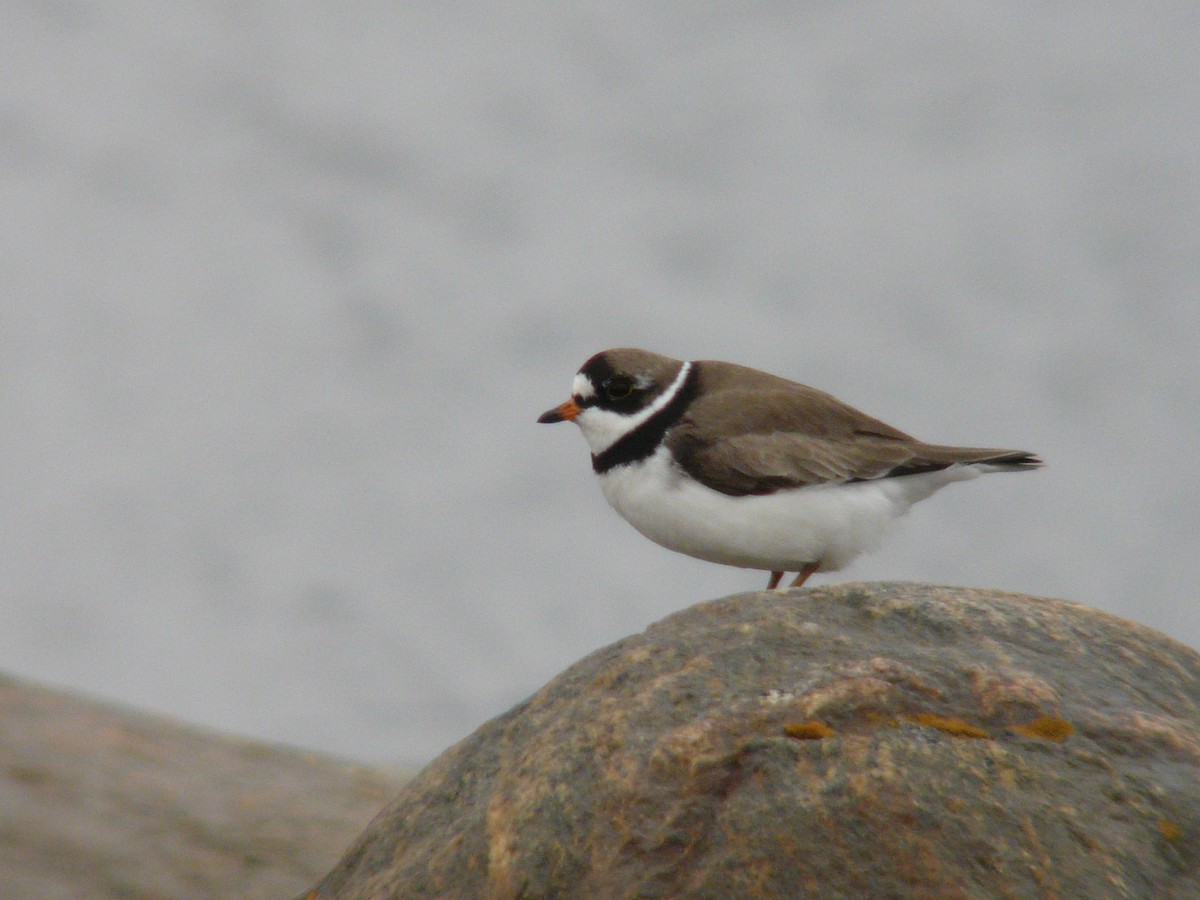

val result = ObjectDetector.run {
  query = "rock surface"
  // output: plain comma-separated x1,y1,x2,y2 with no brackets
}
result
0,674,405,900
308,582,1200,899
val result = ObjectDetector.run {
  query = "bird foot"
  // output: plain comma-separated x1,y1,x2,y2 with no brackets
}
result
765,563,819,592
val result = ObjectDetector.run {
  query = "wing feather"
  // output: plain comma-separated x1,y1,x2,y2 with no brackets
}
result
665,369,1038,496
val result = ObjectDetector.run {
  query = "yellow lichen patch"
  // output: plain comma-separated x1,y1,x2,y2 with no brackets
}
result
910,712,990,739
785,720,835,740
1011,716,1075,742
1159,819,1183,842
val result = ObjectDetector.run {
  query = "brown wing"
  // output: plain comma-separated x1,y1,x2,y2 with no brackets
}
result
666,366,1038,496
669,427,923,495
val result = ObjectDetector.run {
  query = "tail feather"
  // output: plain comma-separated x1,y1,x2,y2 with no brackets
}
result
880,447,1042,480
971,450,1043,471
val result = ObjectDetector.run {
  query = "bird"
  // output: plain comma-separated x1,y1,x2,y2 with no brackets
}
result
538,349,1041,590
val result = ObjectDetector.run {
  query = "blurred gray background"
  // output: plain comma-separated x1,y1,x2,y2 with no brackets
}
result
2,3,1196,766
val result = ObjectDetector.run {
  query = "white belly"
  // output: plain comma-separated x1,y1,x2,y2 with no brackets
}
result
597,446,980,572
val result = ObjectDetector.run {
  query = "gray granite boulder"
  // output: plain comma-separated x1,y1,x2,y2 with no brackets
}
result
307,582,1200,899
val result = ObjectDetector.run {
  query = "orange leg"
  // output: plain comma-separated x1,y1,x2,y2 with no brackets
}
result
766,571,783,590
790,562,819,588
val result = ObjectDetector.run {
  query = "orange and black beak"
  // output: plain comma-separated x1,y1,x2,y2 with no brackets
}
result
537,398,581,424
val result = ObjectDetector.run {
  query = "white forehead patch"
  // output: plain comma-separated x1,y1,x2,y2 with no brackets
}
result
572,372,596,401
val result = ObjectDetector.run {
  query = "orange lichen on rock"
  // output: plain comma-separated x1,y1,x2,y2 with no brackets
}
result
1011,717,1075,742
785,720,835,740
1158,819,1183,842
910,712,990,739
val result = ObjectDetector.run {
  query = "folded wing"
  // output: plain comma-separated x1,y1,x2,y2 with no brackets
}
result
666,383,1040,497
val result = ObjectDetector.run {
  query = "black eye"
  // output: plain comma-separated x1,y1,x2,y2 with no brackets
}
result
605,378,634,400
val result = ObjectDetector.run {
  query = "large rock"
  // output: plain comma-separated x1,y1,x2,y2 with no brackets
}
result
308,582,1200,899
0,674,405,899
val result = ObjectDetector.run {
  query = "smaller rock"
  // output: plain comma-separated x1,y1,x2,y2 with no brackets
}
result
0,674,405,900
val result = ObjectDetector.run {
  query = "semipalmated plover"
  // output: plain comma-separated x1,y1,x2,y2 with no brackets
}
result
538,349,1041,589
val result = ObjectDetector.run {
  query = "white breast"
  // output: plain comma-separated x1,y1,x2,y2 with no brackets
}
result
597,446,980,572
